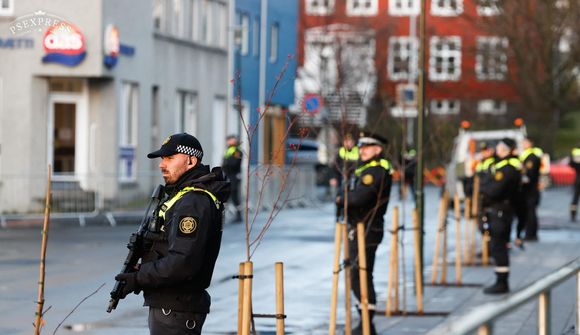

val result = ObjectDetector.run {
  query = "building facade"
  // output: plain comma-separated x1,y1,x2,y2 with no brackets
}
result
0,0,230,214
295,0,519,128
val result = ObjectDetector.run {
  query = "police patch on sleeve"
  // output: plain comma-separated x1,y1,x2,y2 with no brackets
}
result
526,161,533,169
178,216,198,236
362,174,374,185
495,171,503,181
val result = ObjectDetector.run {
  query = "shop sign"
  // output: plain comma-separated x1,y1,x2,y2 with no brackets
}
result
42,22,86,67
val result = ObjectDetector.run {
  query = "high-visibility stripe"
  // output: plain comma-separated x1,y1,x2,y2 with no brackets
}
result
339,146,359,161
476,157,495,172
519,147,543,162
355,159,392,176
493,157,522,172
495,266,509,273
159,187,220,220
224,146,238,158
572,148,580,157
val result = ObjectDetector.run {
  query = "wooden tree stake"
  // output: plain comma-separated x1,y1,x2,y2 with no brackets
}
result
241,261,253,335
412,208,424,313
275,262,285,335
356,222,371,335
34,165,51,335
329,223,343,335
342,223,352,335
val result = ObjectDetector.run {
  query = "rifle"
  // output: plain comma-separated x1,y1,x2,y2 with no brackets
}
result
107,184,165,313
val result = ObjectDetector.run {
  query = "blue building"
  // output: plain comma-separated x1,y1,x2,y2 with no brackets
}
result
232,0,298,166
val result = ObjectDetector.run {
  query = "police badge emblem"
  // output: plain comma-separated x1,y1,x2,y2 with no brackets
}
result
179,217,197,234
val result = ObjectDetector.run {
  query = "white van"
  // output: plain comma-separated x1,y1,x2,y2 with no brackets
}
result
445,127,527,199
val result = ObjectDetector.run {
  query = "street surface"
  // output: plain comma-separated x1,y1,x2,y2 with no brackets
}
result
1,185,579,334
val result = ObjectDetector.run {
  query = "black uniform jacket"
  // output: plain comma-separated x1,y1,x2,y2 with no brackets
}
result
337,157,392,244
521,152,541,188
222,146,242,176
137,165,230,313
481,156,521,210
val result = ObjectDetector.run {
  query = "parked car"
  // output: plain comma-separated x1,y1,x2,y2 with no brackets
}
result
549,157,576,186
286,138,320,165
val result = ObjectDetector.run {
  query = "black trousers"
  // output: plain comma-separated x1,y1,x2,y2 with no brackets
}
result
489,208,513,268
348,226,382,308
523,187,540,238
148,307,207,335
228,175,241,214
514,194,526,239
573,179,580,206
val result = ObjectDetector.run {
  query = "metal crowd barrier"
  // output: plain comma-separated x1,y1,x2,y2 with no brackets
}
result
428,257,580,335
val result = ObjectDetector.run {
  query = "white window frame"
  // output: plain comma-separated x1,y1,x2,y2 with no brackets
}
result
476,36,508,81
388,36,418,81
476,0,500,16
153,0,167,32
119,83,139,183
253,17,260,57
346,0,378,16
172,0,186,38
389,0,420,16
431,0,463,17
269,23,279,63
215,1,227,48
430,99,460,115
305,0,335,16
240,13,249,55
429,36,462,81
0,0,14,16
477,99,507,115
177,91,198,134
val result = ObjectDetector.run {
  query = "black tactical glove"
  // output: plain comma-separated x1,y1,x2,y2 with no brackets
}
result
114,272,140,298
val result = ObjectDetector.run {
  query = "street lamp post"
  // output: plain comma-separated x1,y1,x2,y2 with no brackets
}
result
415,0,427,291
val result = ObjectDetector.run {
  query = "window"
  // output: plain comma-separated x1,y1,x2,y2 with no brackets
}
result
0,0,14,16
119,83,139,182
346,0,378,16
269,23,279,63
430,99,460,115
477,0,500,16
177,91,198,134
153,0,167,32
172,0,186,38
389,0,420,16
240,13,249,55
305,0,335,16
388,37,418,81
214,1,227,48
478,99,507,115
431,0,463,16
253,17,260,57
429,36,461,81
476,36,508,80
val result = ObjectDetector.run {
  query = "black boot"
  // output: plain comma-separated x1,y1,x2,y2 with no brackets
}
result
352,310,376,335
572,205,577,222
483,272,509,294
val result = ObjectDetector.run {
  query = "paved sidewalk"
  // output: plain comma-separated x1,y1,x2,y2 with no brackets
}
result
349,230,580,335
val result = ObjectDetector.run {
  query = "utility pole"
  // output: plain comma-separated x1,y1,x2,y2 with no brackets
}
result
415,0,427,290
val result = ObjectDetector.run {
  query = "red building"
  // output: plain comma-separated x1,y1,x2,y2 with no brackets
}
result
295,0,520,125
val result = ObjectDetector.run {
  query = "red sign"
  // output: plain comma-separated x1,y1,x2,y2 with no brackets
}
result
302,93,324,115
42,22,86,66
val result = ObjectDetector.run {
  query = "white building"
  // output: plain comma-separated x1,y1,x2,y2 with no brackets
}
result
0,0,231,214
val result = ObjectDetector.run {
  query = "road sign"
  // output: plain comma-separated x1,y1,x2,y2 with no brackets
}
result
302,93,324,115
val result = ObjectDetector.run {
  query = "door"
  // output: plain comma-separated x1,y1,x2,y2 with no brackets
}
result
48,92,88,184
53,102,76,174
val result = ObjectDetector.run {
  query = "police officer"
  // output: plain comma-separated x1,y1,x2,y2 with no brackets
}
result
570,143,580,221
481,138,521,294
222,135,243,223
115,133,230,334
336,131,392,334
519,138,543,240
475,142,495,232
330,133,359,192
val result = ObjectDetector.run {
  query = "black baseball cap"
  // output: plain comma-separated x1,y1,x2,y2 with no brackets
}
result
147,133,204,160
358,130,388,147
499,137,516,150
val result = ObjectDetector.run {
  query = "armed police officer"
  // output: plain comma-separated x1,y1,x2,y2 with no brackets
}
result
519,138,543,241
114,133,230,334
336,131,392,334
481,138,521,294
570,143,580,222
222,135,243,223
